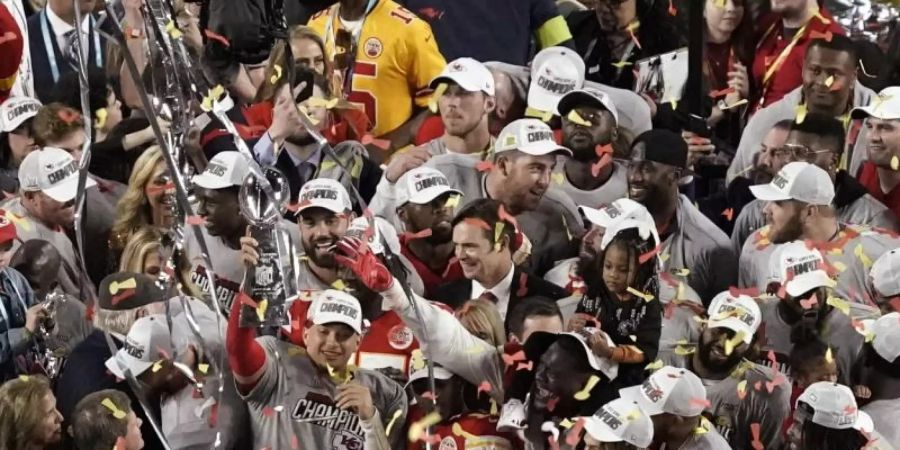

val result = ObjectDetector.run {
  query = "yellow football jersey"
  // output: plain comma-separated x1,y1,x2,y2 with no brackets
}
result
309,0,446,137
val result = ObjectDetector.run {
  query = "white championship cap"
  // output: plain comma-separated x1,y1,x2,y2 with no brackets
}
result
777,241,835,297
105,315,174,379
707,291,762,345
528,46,585,114
583,398,654,448
395,166,463,206
868,312,900,363
871,248,900,298
430,57,495,96
295,178,353,214
851,86,900,120
750,162,835,206
619,365,708,417
557,87,619,126
494,118,572,156
307,289,364,334
19,147,96,202
796,382,874,432
192,151,251,190
0,96,41,132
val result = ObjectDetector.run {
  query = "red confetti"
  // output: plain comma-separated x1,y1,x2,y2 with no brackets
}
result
402,228,433,240
777,284,787,299
262,406,275,417
591,153,613,177
810,30,833,41
186,215,206,226
729,286,760,298
754,380,763,391
766,373,785,393
57,109,80,124
628,29,642,50
663,301,676,319
722,208,734,222
497,204,519,229
422,434,441,445
668,0,677,15
709,87,736,99
546,396,559,412
441,257,459,278
477,381,492,396
638,244,662,264
565,418,587,447
844,404,857,415
502,350,526,367
85,303,94,321
595,143,613,157
291,434,300,449
689,397,711,408
476,160,494,172
286,199,312,213
421,391,436,400
204,29,231,47
462,218,491,231
516,361,534,371
889,297,900,313
751,423,763,450
146,181,176,196
517,273,528,297
361,134,391,150
208,401,219,427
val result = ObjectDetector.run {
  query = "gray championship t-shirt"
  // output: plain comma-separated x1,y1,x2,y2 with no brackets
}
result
551,159,628,210
242,336,408,450
862,398,900,450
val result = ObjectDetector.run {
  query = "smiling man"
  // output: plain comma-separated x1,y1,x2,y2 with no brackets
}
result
854,87,900,219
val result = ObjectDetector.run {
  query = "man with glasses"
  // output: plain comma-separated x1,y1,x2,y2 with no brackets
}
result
732,112,898,252
554,87,627,208
627,130,736,304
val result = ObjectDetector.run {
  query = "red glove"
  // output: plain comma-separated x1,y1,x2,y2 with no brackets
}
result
335,237,393,292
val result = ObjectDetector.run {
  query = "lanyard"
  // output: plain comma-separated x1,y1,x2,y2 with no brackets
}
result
756,19,814,108
0,271,27,326
323,0,378,95
41,9,103,84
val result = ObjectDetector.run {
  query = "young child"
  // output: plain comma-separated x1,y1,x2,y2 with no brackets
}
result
574,223,662,386
782,335,839,438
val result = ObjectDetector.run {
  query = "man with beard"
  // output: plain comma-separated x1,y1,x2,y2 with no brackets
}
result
377,118,583,276
254,73,382,207
858,312,900,449
395,167,466,297
751,0,845,109
728,35,876,184
618,366,731,450
740,161,900,308
756,241,880,386
553,87,628,208
853,86,900,219
627,130,736,304
659,292,792,450
3,147,95,298
731,113,898,253
333,231,620,448
435,198,568,318
291,177,354,294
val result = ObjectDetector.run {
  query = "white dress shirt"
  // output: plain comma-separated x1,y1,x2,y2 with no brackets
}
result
44,4,90,53
470,263,515,317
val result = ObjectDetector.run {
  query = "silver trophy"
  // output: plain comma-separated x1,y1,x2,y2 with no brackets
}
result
238,167,294,327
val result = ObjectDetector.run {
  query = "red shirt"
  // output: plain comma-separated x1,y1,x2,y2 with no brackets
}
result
751,11,845,110
285,299,420,377
408,413,518,450
414,115,445,145
400,235,465,299
859,162,900,218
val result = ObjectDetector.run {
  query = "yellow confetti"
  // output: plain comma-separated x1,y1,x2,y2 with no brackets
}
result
198,363,209,374
675,340,696,356
566,110,592,127
832,261,847,272
408,411,442,442
561,215,572,242
494,222,504,245
854,244,873,269
629,334,638,342
611,60,633,69
108,278,136,295
410,349,426,371
720,99,748,110
676,282,686,300
827,296,851,315
574,375,600,400
307,97,339,109
669,97,678,111
737,379,748,397
624,409,642,422
5,213,31,232
812,7,831,24
152,359,164,373
525,106,554,122
645,359,664,371
269,64,282,85
332,279,346,290
428,83,447,113
444,194,461,208
724,331,746,356
795,103,808,124
825,347,834,364
693,417,713,435
18,375,28,382
659,251,670,263
892,156,900,171
101,398,127,419
489,399,498,416
551,172,564,185
864,331,875,343
452,422,478,439
673,268,690,277
626,20,640,32
256,298,268,322
824,75,835,88
165,20,183,39
559,418,575,429
95,108,108,128
829,247,844,256
326,363,355,384
385,409,404,436
627,286,655,302
715,0,726,6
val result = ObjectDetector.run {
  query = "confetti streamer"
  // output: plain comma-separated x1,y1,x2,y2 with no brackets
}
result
645,359,664,371
720,99,749,110
724,331,746,356
892,156,900,171
551,172,564,185
639,244,662,264
721,208,734,222
854,244,873,269
812,7,831,24
256,299,268,322
729,286,760,298
165,20,183,39
198,363,209,374
611,60,633,69
58,109,80,124
669,96,678,111
401,229,433,241
737,379,748,400
825,347,834,363
824,75,835,88
565,418,587,447
477,381,492,396
668,0,677,15
360,134,391,150
463,217,491,231
591,153,613,177
95,108,108,128
501,350,526,368
810,30,833,41
269,65,283,85
475,160,494,172
428,83,447,113
574,375,600,400
525,107,554,122
204,29,230,47
709,87,735,99
566,110,592,127
751,423,764,450
408,411,442,442
795,103,808,124
101,398,128,419
331,279,346,291
452,422,478,440
385,409,404,436
516,361,534,371
595,143,613,156
627,287,655,302
689,397,711,408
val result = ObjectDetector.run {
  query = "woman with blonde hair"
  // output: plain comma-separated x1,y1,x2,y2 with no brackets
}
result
455,298,507,347
0,375,64,450
109,146,172,269
119,226,202,299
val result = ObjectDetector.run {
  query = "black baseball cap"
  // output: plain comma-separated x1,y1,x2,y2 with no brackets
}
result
98,272,167,311
631,129,690,171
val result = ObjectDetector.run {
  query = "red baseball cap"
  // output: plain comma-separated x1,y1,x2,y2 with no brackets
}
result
0,210,17,244
0,4,23,103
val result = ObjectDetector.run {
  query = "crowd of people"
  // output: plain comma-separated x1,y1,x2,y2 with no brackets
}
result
0,0,898,448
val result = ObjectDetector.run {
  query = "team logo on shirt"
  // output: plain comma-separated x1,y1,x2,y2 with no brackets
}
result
292,392,364,449
439,436,458,450
388,324,414,350
191,265,240,315
364,38,383,58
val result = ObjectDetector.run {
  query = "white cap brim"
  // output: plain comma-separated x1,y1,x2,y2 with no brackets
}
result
707,318,754,344
429,75,491,95
43,176,97,203
786,272,834,297
579,205,610,227
618,385,664,416
518,140,573,157
192,173,234,190
312,314,362,334
583,416,626,443
528,89,563,115
105,352,153,380
854,410,874,433
406,185,462,205
851,105,900,121
750,183,792,202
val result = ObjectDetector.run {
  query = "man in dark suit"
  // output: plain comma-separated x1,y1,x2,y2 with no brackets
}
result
434,198,568,323
27,0,108,102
